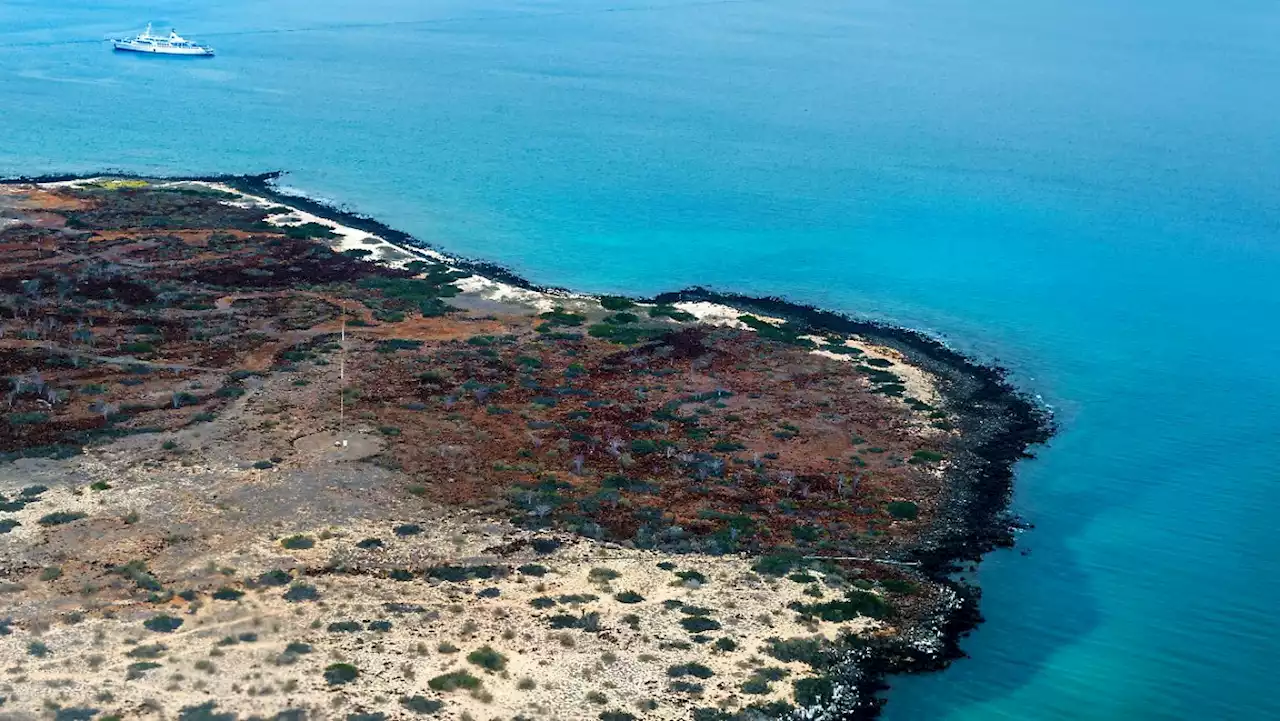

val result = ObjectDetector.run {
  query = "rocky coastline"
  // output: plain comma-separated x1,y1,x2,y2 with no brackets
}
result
0,171,1054,719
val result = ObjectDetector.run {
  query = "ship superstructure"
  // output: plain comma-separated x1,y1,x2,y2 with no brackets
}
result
113,24,214,56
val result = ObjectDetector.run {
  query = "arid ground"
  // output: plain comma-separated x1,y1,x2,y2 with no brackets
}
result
0,180,963,721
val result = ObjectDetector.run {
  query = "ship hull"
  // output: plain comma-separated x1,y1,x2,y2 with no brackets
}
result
113,41,213,56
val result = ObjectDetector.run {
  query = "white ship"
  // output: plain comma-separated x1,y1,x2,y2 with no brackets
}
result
112,24,214,56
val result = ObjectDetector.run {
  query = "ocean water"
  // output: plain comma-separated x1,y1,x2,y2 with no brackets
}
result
3,1,1278,718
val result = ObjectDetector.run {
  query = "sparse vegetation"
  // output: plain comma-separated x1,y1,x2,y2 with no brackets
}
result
0,182,1025,720
466,645,508,672
886,501,919,520
428,670,482,692
400,696,445,715
143,614,183,633
280,534,315,549
37,511,87,526
324,662,359,685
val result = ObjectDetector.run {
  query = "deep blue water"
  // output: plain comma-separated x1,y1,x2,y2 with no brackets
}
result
3,1,1279,718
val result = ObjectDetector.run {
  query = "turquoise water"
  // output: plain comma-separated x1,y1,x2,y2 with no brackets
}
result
3,1,1279,718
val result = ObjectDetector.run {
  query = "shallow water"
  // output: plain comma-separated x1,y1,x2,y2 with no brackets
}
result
3,1,1278,718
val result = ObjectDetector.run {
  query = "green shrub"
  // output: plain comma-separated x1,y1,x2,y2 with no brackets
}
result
909,450,946,464
790,590,889,621
713,637,737,652
588,567,621,582
282,582,320,602
427,564,501,582
794,676,835,706
37,511,87,526
328,620,362,633
886,501,919,520
791,525,820,542
648,306,695,322
539,309,587,327
518,564,548,576
667,662,714,679
674,569,708,584
604,312,639,325
257,569,291,586
400,696,444,715
587,323,666,345
548,611,602,632
280,534,314,550
90,481,112,491
126,661,161,679
741,677,771,694
755,667,790,681
615,590,644,604
600,712,638,721
629,439,658,455
764,637,825,665
880,578,919,595
324,662,359,685
599,296,636,311
252,460,274,470
284,222,338,240
428,670,481,691
679,617,721,633
143,614,183,633
752,552,801,577
127,643,166,659
466,645,507,672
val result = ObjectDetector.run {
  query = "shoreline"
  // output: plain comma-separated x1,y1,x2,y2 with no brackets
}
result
1,171,1055,717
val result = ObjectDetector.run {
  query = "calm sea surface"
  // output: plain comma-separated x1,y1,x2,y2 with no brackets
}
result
3,1,1278,718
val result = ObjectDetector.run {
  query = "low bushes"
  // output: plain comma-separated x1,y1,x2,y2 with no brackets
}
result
143,614,183,633
466,645,508,672
428,670,481,692
886,501,919,520
324,663,359,685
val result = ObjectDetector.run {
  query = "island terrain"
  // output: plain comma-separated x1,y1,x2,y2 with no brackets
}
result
0,176,1050,721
